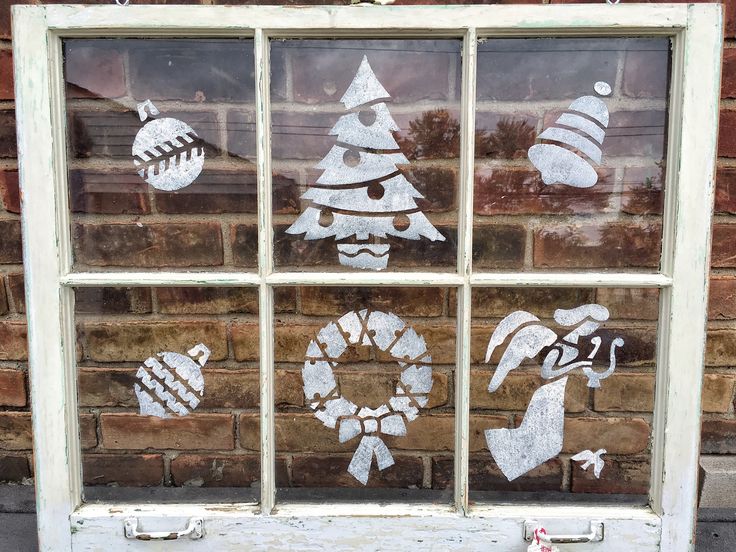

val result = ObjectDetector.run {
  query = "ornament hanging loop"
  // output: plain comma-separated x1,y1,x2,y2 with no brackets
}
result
606,0,621,4
115,0,130,6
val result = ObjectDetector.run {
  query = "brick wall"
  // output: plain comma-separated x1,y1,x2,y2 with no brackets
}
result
0,0,734,502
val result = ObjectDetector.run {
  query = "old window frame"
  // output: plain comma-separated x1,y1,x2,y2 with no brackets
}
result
13,3,722,550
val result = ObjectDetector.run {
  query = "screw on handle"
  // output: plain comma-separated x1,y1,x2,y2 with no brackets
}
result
123,517,204,540
524,520,604,544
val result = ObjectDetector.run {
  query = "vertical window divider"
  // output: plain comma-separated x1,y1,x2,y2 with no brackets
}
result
455,27,477,515
255,28,276,514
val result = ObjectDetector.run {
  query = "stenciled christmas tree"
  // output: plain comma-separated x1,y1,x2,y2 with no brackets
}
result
286,56,445,270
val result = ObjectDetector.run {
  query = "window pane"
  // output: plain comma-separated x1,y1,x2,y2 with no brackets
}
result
473,38,670,271
275,286,455,503
64,39,257,273
271,40,461,272
469,287,657,503
74,286,272,503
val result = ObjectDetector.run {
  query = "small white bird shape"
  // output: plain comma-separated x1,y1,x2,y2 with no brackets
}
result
571,449,606,479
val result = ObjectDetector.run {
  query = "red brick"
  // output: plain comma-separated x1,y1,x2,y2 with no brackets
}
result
0,413,32,450
465,287,595,319
471,371,588,413
571,456,649,495
0,369,26,407
621,43,670,99
703,373,736,413
621,166,665,215
702,419,736,453
79,321,228,362
709,277,736,319
288,40,456,106
75,287,152,315
73,223,224,268
477,37,618,101
69,171,150,215
595,288,660,320
80,414,98,450
269,110,335,161
78,368,137,408
155,170,259,214
475,114,537,160
0,110,16,158
474,167,614,216
230,224,258,268
100,413,234,451
0,322,27,361
0,50,12,101
291,455,423,488
170,454,282,487
0,274,7,315
299,286,446,317
706,329,736,366
6,273,24,313
594,373,655,412
712,224,736,267
0,169,20,214
563,417,650,455
533,223,661,269
716,166,736,214
473,224,526,269
64,41,126,99
605,110,666,159
719,110,736,158
0,455,30,482
272,171,301,215
722,48,736,99
435,455,563,492
225,110,256,160
158,287,259,314
0,220,22,263
129,39,255,103
83,454,163,486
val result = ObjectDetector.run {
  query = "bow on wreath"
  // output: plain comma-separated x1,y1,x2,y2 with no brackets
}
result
337,405,407,485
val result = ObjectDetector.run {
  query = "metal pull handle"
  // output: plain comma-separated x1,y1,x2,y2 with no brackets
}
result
124,517,204,540
524,520,604,544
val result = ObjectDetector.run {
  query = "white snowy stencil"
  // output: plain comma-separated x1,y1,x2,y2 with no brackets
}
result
286,55,445,271
483,304,624,481
572,448,607,479
485,377,567,482
132,100,205,191
134,343,210,419
527,82,612,188
302,309,433,485
485,304,624,390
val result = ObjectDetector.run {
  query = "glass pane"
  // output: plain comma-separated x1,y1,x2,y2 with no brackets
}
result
74,286,272,503
271,39,461,272
469,287,657,503
275,286,455,503
63,39,257,272
473,38,670,271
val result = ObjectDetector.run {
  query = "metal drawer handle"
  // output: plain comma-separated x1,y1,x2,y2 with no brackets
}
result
123,517,204,540
524,520,604,544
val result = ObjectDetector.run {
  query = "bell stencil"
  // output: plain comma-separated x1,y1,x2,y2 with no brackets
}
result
285,55,445,271
527,81,612,189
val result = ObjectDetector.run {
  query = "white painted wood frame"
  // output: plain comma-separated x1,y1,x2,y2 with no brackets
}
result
12,4,722,551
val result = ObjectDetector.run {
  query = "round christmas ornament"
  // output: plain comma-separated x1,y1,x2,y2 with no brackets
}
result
132,99,205,191
302,309,434,485
134,343,210,419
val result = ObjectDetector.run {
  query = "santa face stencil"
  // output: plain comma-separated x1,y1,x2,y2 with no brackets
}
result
483,304,624,481
286,56,445,271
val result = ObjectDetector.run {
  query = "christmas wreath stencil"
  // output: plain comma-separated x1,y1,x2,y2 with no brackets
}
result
302,309,434,485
